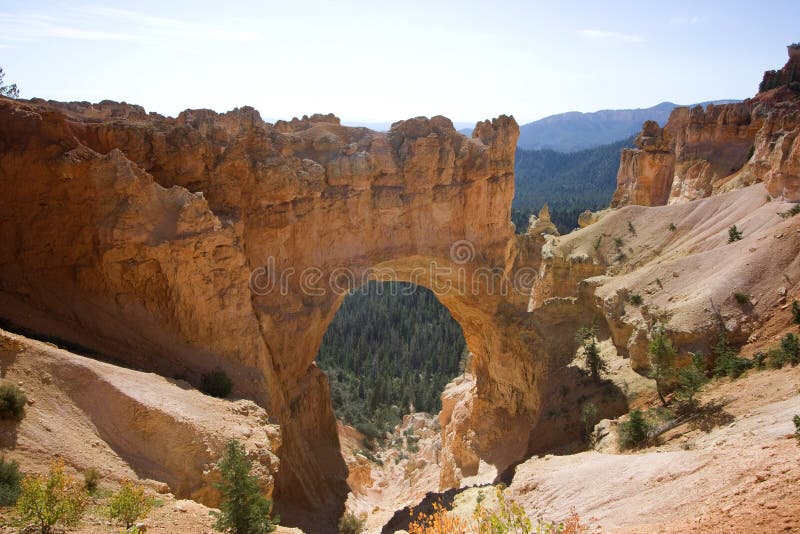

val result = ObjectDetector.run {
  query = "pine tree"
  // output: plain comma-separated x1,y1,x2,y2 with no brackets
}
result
212,440,278,534
648,324,677,406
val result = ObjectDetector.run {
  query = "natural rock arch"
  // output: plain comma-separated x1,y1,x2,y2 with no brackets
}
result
0,99,572,530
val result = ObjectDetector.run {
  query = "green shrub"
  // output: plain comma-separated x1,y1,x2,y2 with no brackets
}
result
753,351,767,370
619,409,650,449
613,236,624,248
108,480,153,529
200,369,233,398
627,221,636,235
668,222,677,232
338,511,366,534
712,334,752,379
794,415,800,445
16,460,88,533
581,402,599,443
675,354,707,408
778,204,800,219
728,225,743,242
0,383,27,421
212,439,278,534
82,468,99,495
780,333,800,365
792,300,800,324
628,293,643,306
733,292,751,305
575,325,608,383
0,456,21,506
767,347,790,369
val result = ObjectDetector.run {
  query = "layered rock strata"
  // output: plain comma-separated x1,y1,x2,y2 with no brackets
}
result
0,97,555,529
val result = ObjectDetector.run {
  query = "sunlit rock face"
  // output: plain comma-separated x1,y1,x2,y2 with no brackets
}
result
612,50,800,208
0,96,563,530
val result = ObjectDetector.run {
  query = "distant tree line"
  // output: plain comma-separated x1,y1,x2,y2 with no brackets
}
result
512,136,634,233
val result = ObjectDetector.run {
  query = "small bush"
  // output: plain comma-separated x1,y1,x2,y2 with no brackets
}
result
619,409,650,449
16,460,89,533
0,456,21,506
0,383,27,421
780,333,800,365
592,235,602,250
792,300,800,324
778,204,800,219
628,293,643,306
108,480,153,529
733,292,751,305
728,225,743,243
794,415,800,445
712,334,752,379
675,354,707,408
200,369,233,398
668,222,677,232
627,221,636,235
338,511,366,534
613,236,624,248
753,351,767,370
82,468,99,494
767,347,790,369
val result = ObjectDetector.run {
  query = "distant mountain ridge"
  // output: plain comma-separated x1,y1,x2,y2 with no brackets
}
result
516,100,738,152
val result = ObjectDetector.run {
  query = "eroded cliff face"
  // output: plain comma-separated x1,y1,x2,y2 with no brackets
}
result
0,97,554,530
612,51,800,207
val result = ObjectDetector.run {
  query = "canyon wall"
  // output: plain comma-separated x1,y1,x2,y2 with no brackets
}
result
0,97,554,530
612,50,800,207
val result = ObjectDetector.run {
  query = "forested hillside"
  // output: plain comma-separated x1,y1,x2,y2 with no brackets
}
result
512,136,635,233
316,281,466,437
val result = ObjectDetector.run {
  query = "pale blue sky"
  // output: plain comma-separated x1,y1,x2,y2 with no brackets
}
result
1,1,798,124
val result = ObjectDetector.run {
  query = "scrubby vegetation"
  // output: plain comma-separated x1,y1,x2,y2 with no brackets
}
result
0,456,21,506
200,369,233,398
727,225,743,242
794,415,800,445
733,292,751,305
16,460,89,534
674,353,708,409
767,333,800,368
711,333,752,379
0,382,27,421
212,439,278,534
409,486,588,534
619,409,650,449
317,281,466,436
82,468,99,495
628,293,643,306
575,325,607,382
792,300,800,324
107,480,153,529
338,511,366,534
778,203,800,218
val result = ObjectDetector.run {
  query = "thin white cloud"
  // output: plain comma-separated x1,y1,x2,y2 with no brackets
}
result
579,29,644,43
78,5,260,42
669,15,702,25
0,6,260,45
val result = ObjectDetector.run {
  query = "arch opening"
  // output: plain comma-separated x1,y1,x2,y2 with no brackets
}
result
317,280,467,439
